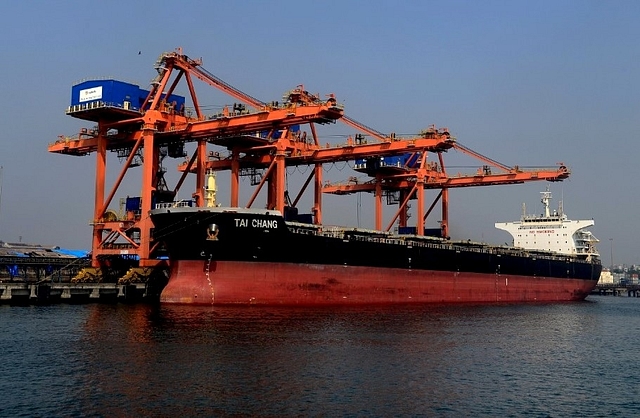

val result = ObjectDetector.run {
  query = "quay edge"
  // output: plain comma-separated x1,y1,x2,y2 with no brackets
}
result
0,282,163,305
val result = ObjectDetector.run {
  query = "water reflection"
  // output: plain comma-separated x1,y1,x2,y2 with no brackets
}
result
54,299,640,416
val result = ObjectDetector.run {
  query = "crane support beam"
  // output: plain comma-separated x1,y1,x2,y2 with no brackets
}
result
48,104,342,156
159,105,342,140
165,48,267,110
385,183,418,232
340,115,388,141
245,157,278,208
194,135,455,172
323,167,569,194
451,142,513,172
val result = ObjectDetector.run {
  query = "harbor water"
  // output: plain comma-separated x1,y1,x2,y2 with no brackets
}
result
1,295,639,417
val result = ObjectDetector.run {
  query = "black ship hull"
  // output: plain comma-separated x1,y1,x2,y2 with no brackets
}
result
150,207,602,305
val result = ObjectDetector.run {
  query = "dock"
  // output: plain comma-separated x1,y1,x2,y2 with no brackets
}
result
0,282,162,304
0,241,91,282
592,284,640,297
0,241,166,305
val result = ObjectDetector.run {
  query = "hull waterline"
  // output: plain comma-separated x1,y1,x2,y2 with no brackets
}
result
160,260,597,305
151,207,601,306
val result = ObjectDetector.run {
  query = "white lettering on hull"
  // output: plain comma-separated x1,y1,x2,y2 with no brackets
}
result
234,218,278,229
252,219,277,228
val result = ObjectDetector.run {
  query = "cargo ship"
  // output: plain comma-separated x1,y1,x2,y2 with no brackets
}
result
52,50,601,302
150,193,601,305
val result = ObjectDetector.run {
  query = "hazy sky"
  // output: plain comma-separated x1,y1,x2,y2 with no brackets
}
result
0,1,638,265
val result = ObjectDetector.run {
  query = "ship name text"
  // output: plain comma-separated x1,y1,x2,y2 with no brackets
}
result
234,218,278,229
528,229,555,234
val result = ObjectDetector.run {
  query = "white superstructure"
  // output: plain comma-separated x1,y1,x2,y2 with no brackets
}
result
495,187,599,257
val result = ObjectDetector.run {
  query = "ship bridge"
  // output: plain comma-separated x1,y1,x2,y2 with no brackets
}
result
495,188,599,257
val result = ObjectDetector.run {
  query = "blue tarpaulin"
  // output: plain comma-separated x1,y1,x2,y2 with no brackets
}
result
52,247,90,258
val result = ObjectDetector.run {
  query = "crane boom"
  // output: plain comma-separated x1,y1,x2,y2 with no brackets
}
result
452,142,512,172
162,48,267,110
341,114,388,141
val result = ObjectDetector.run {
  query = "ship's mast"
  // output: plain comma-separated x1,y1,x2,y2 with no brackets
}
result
541,186,552,218
558,199,564,217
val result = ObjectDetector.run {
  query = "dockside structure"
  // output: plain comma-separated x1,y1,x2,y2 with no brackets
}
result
49,47,575,295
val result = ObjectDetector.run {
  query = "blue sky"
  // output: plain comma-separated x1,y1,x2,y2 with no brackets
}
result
0,1,638,265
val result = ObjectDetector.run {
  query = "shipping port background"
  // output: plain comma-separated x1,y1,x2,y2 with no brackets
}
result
0,2,639,269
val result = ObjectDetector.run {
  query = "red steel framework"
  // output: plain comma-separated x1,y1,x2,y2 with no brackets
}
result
49,48,569,282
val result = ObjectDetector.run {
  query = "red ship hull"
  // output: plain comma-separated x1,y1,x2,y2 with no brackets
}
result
160,260,597,305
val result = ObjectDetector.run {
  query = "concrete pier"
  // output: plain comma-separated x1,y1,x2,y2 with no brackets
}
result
592,284,640,297
0,282,160,304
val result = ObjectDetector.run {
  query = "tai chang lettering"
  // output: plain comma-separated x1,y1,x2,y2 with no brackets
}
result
234,218,278,228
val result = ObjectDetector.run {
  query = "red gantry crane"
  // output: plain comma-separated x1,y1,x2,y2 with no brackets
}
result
178,78,568,239
49,48,569,283
322,119,569,238
49,48,343,282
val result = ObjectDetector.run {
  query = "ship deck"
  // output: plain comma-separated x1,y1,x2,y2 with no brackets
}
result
285,222,597,265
